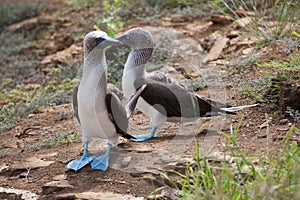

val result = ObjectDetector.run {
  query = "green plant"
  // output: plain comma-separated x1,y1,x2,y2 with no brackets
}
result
255,53,300,80
42,132,80,147
95,0,126,37
214,0,300,46
155,121,300,199
236,77,273,103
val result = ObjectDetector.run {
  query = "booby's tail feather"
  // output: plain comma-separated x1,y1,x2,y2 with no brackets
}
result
202,103,259,117
220,103,259,112
125,83,147,118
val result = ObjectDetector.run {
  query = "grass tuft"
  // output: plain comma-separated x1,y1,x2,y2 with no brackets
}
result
214,0,300,46
155,120,300,199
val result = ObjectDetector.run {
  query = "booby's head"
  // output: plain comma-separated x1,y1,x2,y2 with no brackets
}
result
114,28,154,50
84,30,122,56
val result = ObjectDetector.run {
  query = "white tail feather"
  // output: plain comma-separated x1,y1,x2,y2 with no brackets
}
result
220,103,259,112
125,84,147,118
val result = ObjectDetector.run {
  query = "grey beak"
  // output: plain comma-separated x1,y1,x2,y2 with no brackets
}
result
104,36,123,45
113,34,125,42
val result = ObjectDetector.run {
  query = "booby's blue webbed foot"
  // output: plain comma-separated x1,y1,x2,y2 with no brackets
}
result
131,127,157,142
66,142,95,171
90,143,112,171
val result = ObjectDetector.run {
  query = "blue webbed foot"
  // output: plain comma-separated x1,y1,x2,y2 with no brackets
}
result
131,127,158,142
90,154,110,171
131,133,158,142
66,154,96,171
90,143,112,171
66,142,95,171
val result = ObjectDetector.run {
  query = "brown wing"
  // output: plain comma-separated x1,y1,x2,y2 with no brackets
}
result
105,93,135,140
136,79,233,118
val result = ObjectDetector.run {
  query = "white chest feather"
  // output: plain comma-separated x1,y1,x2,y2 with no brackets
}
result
78,56,116,143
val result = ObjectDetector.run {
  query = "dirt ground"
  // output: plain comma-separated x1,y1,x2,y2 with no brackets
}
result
0,1,299,199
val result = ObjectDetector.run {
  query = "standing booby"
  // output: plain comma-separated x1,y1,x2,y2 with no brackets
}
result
66,30,144,171
114,28,258,142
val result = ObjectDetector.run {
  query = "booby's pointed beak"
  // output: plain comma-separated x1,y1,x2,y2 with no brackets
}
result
103,35,123,46
114,34,133,48
113,34,127,44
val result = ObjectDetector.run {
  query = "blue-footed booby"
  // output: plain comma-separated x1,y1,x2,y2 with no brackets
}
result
66,30,144,171
115,28,258,142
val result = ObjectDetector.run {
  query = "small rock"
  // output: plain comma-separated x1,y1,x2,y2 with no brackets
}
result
279,119,289,125
258,122,268,129
162,17,172,22
75,191,143,200
226,30,239,39
242,47,254,55
55,193,76,200
210,14,232,25
40,44,82,66
52,174,67,181
207,151,234,163
170,13,188,22
42,180,74,195
235,17,252,28
235,7,255,17
2,141,18,148
230,36,256,47
257,133,267,138
121,156,132,168
28,114,35,118
0,187,39,200
185,21,213,33
202,36,229,63
10,157,54,170
276,127,290,131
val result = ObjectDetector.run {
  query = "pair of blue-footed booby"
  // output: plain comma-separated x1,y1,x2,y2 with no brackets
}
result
67,28,258,171
114,28,258,142
66,31,145,171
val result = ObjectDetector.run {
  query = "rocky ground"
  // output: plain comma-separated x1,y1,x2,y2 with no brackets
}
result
0,0,299,199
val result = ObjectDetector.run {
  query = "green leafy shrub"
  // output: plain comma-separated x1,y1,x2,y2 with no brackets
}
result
95,0,127,37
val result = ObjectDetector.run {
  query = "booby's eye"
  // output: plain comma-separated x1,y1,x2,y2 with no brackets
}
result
125,35,130,40
95,37,105,44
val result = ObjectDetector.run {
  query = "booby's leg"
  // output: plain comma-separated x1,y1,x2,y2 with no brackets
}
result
66,142,96,171
131,127,158,142
90,143,112,171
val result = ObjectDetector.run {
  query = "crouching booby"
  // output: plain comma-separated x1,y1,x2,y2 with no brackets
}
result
66,30,145,171
114,28,258,142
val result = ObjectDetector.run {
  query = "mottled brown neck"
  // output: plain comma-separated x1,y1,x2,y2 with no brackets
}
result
129,48,153,66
